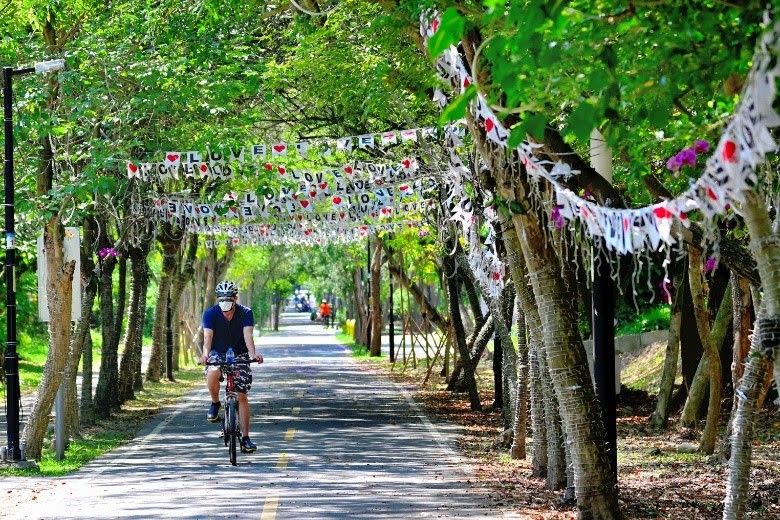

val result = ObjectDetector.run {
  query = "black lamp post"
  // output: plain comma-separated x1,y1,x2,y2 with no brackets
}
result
3,58,65,462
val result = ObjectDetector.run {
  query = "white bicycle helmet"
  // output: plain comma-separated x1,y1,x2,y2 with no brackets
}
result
215,280,238,297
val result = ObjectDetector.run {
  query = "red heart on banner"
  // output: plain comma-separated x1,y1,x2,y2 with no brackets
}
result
292,193,298,200
343,165,353,175
432,19,440,33
300,200,310,208
653,207,673,219
679,211,688,221
707,187,718,201
199,164,208,173
166,154,179,163
399,184,410,191
463,77,470,88
310,190,317,198
128,163,138,173
264,163,273,171
339,212,346,219
333,196,342,205
296,214,304,221
492,271,501,281
722,140,737,162
273,144,286,153
304,229,313,236
278,166,286,175
485,118,495,133
319,182,328,190
401,159,411,169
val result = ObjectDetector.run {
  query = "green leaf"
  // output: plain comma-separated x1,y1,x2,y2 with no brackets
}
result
427,8,465,58
566,102,599,142
523,112,547,140
439,85,476,124
508,200,526,214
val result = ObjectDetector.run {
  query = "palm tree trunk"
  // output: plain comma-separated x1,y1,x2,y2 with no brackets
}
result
723,190,780,519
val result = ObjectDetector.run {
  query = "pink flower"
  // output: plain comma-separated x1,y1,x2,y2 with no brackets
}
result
694,139,710,153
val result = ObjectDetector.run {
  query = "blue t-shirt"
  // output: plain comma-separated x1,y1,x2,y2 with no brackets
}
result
203,304,254,356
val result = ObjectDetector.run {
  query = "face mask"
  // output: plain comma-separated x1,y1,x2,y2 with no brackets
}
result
219,301,234,312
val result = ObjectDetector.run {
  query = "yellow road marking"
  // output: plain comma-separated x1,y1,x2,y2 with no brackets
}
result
260,495,279,520
284,428,296,441
276,452,289,470
291,406,300,416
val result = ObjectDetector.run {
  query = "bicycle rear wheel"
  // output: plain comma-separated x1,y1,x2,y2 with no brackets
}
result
227,401,237,466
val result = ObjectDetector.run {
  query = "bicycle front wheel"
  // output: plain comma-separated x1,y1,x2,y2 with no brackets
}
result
227,401,238,466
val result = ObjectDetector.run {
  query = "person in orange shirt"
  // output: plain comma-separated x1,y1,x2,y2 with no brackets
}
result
319,299,332,328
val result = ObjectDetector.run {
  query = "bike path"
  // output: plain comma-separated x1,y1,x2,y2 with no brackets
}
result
1,313,510,519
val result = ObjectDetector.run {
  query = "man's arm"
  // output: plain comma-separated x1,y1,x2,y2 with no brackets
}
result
244,326,263,363
201,328,214,363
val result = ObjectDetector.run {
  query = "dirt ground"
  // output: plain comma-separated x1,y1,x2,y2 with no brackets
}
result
378,361,780,520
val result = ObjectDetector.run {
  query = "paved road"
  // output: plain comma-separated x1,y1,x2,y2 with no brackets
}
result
1,313,509,519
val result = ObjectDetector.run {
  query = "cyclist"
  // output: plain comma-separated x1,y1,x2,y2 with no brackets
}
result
200,280,263,453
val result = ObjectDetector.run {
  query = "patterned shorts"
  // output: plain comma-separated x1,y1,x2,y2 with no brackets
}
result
205,352,253,393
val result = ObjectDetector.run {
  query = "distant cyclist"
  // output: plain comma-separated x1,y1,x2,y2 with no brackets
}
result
319,299,332,328
200,280,263,453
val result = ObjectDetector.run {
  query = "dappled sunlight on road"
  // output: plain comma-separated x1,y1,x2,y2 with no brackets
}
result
1,311,507,519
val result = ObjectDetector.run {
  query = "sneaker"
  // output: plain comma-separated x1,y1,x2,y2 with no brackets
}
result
207,402,221,423
240,437,257,453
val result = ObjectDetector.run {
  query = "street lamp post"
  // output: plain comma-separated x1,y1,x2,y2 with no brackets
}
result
3,59,65,463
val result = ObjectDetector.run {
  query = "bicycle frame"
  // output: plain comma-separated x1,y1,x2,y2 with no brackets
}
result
204,358,258,465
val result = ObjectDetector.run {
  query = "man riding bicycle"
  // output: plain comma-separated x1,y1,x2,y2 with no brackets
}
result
200,280,263,453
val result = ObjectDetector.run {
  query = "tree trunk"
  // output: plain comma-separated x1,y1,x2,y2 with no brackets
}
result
679,277,731,429
723,189,780,519
442,234,481,411
80,333,95,426
93,253,118,418
63,265,98,440
721,275,753,458
650,264,685,429
388,258,449,334
511,302,529,460
352,267,369,345
147,240,181,382
70,217,98,432
119,241,152,402
21,222,76,460
369,235,383,356
685,248,722,454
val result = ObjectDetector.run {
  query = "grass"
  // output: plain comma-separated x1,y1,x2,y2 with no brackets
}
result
616,304,671,336
0,366,201,477
334,331,386,361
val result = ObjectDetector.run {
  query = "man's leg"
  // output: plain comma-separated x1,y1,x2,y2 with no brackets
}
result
207,368,221,402
238,392,250,438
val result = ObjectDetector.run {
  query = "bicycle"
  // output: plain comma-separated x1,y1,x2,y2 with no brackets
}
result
203,358,260,466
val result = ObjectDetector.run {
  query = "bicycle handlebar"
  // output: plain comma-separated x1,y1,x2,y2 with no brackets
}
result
200,359,262,366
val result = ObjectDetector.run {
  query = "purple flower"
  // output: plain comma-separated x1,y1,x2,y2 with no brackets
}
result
694,139,710,154
666,155,682,172
98,247,118,259
550,205,564,230
704,256,717,274
676,147,697,167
